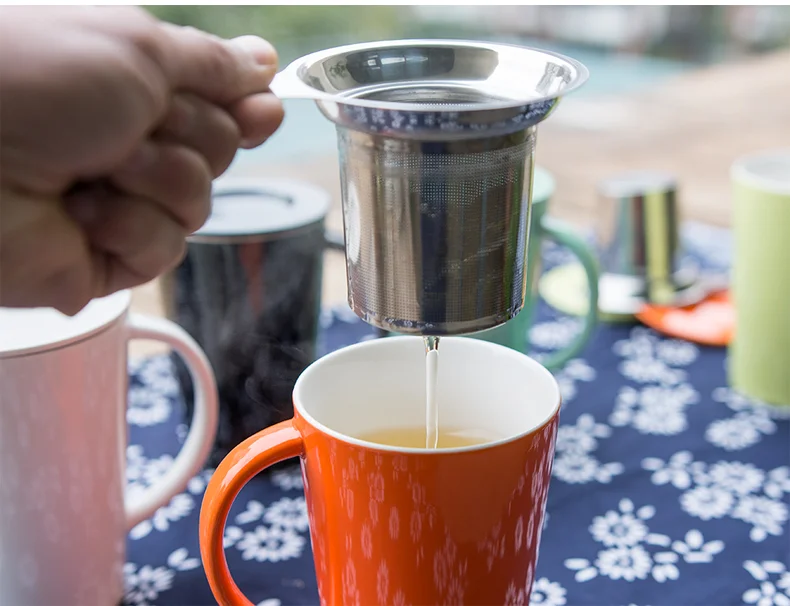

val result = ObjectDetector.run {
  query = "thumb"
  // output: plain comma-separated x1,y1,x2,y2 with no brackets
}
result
157,24,278,104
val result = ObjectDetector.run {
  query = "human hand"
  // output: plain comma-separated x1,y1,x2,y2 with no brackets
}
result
0,6,284,314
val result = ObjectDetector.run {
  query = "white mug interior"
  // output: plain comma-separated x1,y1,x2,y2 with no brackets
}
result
293,336,561,452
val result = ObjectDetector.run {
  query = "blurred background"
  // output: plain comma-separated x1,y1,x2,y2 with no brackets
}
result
133,5,790,320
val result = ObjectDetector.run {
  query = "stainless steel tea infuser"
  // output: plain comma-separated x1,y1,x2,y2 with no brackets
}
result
595,171,727,316
271,39,589,335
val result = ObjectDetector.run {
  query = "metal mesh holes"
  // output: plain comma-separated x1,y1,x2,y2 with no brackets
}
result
337,127,537,335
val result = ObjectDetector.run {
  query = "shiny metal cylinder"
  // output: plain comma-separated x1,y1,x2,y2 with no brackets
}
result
595,172,697,310
338,127,536,334
271,39,589,334
160,179,341,466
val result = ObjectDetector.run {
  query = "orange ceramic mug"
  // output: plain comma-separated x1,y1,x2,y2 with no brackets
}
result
200,336,561,605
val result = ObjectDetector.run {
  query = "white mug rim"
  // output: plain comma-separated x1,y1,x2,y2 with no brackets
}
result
731,148,790,197
292,335,562,455
0,290,131,358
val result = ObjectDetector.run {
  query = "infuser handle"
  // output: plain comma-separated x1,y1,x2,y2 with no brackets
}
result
269,61,323,100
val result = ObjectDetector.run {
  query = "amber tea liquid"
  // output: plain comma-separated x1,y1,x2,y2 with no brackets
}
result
355,426,500,449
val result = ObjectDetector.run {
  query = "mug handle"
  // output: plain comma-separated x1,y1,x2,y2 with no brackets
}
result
200,421,304,606
538,216,600,370
124,313,219,529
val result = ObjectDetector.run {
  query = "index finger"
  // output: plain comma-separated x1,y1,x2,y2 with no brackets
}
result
156,25,278,104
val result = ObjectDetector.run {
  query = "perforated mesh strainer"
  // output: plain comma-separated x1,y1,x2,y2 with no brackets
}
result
271,40,588,334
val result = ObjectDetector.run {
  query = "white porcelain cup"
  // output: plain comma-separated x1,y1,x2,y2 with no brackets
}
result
0,291,219,605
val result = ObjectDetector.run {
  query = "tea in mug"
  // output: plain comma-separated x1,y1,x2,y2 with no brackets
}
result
355,426,501,449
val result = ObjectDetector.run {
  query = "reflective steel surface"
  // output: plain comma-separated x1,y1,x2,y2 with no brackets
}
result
271,39,589,140
272,40,588,334
595,171,709,311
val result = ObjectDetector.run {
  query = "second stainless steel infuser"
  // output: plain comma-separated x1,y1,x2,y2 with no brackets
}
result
272,39,588,335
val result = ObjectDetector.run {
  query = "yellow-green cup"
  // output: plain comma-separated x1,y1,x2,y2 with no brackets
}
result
729,149,790,406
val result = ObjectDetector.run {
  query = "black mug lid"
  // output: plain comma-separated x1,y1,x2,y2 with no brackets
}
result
191,177,332,242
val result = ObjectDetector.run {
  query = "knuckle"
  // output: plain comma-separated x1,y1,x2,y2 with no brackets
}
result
167,146,212,231
121,21,170,118
139,227,187,281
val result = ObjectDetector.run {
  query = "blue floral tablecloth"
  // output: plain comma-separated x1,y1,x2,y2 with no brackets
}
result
124,223,790,606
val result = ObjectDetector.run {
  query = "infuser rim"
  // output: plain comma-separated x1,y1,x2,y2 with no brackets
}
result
274,38,590,113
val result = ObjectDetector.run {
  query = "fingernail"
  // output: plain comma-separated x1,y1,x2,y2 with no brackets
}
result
230,35,278,67
240,138,260,149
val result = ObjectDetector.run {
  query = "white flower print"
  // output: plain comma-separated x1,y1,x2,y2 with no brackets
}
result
236,500,266,525
708,461,765,495
504,581,527,606
610,384,698,435
342,559,360,606
706,415,767,451
392,589,407,606
560,358,597,382
166,547,200,571
589,499,653,547
705,388,787,451
263,497,308,532
650,550,680,583
643,450,695,489
613,328,654,359
235,524,306,562
136,355,180,397
613,327,695,385
644,453,789,542
126,445,173,489
552,415,623,485
714,387,790,420
732,495,788,542
123,563,174,606
595,545,652,581
565,499,722,585
187,468,214,495
530,318,582,351
530,577,566,606
556,414,609,455
619,358,685,385
129,493,195,540
552,452,623,484
633,403,686,435
553,358,596,403
764,467,790,500
671,529,724,565
223,525,244,549
127,387,172,426
376,560,389,605
680,486,734,520
743,561,790,606
654,339,698,366
271,465,304,491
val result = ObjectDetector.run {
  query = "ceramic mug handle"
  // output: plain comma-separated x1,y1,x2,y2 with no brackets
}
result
124,314,219,529
201,421,304,606
539,216,600,370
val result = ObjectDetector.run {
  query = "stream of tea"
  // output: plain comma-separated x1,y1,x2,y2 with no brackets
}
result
424,336,440,449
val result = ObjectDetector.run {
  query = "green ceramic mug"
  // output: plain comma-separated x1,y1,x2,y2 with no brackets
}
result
729,149,790,406
470,167,599,369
